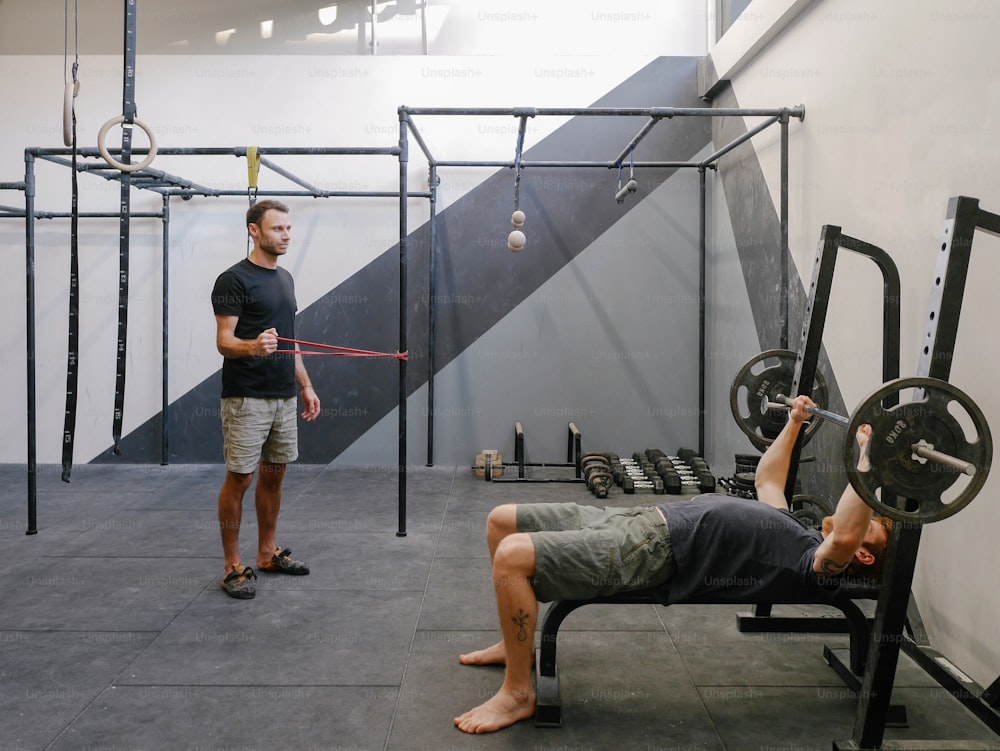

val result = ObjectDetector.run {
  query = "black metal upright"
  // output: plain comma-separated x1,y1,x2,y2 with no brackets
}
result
161,194,169,465
24,152,37,535
786,226,901,501
698,166,708,457
836,195,1000,750
745,225,901,630
426,163,438,467
397,110,409,537
779,112,790,350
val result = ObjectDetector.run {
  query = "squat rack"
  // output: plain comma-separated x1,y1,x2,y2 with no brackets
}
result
396,104,806,466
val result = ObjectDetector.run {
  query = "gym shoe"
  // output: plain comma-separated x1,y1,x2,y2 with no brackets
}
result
259,547,310,575
221,566,257,599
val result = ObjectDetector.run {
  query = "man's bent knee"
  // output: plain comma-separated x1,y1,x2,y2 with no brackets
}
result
487,504,519,539
493,533,536,578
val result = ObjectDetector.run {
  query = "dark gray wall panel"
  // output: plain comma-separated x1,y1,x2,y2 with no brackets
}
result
342,164,705,467
98,57,711,464
710,83,847,503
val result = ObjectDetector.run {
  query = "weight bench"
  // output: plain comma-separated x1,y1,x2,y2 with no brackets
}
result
534,582,880,728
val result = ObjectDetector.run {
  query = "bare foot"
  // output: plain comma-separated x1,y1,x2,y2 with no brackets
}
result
459,641,506,666
454,687,536,733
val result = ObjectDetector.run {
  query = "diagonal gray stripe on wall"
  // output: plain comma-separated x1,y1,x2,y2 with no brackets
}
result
711,83,847,503
100,56,711,464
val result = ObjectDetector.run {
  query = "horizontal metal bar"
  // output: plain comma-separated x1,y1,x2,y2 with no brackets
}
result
29,146,400,158
977,207,1000,237
258,156,325,195
613,117,661,167
431,159,704,169
400,105,805,119
161,189,426,199
0,211,162,220
698,115,780,168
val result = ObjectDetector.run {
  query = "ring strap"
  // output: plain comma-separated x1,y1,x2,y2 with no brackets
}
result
61,93,80,482
112,0,139,455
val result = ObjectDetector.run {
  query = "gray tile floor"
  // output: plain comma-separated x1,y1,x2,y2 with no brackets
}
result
1,462,997,751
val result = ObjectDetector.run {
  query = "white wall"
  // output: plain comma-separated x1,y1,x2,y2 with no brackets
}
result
0,0,707,465
717,0,1000,688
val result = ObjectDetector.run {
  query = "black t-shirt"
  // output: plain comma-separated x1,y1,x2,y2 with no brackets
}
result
656,496,839,604
211,257,297,398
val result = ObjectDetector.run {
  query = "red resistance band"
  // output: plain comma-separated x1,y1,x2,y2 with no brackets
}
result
275,336,407,361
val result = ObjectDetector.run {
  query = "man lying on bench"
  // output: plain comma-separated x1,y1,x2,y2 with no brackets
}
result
454,395,893,734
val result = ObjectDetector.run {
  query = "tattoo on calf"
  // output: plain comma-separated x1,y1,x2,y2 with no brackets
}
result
512,609,530,641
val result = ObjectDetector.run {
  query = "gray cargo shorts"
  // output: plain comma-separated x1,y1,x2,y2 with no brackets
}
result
220,396,298,474
516,502,676,603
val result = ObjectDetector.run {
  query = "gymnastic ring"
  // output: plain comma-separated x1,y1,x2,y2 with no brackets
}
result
62,80,80,147
97,115,158,172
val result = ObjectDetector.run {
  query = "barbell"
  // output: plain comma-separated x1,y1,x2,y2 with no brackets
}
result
763,393,976,476
759,377,992,524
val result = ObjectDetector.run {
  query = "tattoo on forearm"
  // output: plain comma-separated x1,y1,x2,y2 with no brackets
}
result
820,558,849,575
512,609,530,642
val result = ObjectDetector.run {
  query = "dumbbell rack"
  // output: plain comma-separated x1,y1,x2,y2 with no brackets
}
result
580,448,716,499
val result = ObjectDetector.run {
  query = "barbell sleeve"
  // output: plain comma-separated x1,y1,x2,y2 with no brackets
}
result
911,443,976,477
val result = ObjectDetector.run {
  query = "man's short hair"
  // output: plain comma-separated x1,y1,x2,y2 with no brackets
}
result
246,199,290,228
846,515,893,580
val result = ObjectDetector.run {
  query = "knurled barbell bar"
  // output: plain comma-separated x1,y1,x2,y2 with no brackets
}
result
760,377,992,523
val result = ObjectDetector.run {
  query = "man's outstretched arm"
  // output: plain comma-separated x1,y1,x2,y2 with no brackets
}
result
754,395,812,511
811,424,875,575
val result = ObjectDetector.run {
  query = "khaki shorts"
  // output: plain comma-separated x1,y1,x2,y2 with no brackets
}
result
220,397,298,474
517,502,676,603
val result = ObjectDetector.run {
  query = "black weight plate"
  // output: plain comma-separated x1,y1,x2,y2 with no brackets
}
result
729,349,830,448
845,377,992,524
790,494,833,530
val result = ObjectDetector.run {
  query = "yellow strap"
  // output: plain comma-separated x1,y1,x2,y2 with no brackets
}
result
246,146,261,189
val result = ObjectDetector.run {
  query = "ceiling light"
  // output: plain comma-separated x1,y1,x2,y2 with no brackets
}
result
318,5,338,25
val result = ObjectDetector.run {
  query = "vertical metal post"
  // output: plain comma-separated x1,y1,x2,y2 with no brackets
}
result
841,196,979,749
698,166,707,457
24,151,37,535
397,110,409,537
161,194,169,465
425,164,437,466
779,112,790,350
785,224,841,501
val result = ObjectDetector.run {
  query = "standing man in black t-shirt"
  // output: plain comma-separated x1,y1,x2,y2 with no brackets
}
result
453,395,891,733
210,199,321,600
